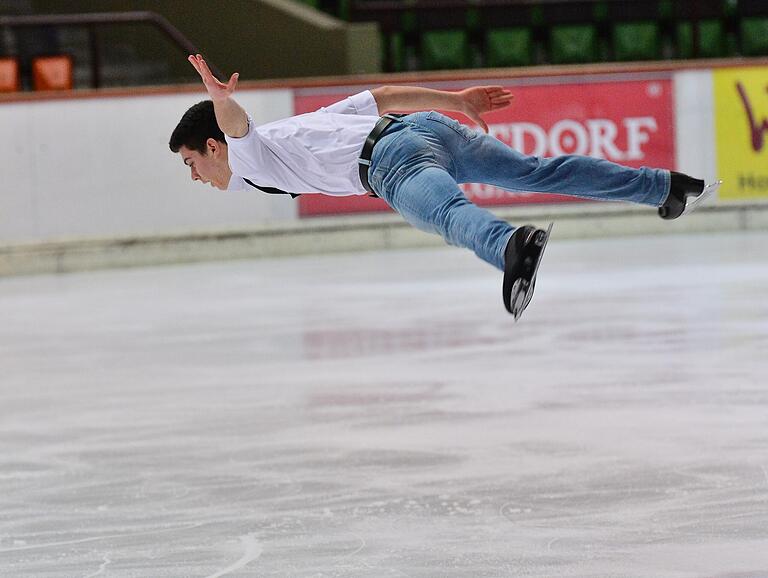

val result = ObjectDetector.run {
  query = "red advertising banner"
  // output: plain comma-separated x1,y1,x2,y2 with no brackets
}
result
294,77,675,217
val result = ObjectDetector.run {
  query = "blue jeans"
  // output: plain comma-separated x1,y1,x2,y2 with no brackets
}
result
368,111,670,271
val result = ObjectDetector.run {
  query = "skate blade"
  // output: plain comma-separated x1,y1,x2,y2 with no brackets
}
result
511,279,529,321
512,222,553,322
682,180,721,216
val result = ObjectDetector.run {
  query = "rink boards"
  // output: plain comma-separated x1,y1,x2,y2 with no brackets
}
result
0,60,766,262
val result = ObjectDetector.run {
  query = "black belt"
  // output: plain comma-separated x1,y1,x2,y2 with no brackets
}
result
358,113,406,195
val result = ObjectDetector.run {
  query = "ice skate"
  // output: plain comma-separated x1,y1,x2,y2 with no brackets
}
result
502,223,553,321
659,172,721,220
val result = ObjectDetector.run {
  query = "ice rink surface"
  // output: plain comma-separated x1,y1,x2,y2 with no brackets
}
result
1,230,768,577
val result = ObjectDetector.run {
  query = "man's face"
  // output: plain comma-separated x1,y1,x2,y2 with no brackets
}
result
178,139,231,190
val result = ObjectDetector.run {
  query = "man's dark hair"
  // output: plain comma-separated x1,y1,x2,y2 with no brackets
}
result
169,100,226,154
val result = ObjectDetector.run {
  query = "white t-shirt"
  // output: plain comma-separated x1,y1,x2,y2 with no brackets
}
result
226,90,381,196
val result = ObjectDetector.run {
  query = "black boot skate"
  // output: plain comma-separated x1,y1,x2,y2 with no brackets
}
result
502,223,553,321
658,172,721,220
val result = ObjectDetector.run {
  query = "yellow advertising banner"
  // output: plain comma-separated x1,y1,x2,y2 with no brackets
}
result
714,66,768,200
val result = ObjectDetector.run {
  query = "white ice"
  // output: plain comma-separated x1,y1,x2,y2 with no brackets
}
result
1,231,768,577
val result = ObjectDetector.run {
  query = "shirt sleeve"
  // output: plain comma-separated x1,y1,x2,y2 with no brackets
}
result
319,90,379,116
225,116,271,180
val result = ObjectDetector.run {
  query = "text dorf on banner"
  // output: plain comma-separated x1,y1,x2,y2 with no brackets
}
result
294,78,674,217
714,66,768,200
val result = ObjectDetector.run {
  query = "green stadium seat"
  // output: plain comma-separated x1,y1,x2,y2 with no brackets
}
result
382,10,418,72
337,0,350,20
550,24,598,64
612,22,660,61
464,7,484,67
592,1,609,23
485,28,532,67
676,20,725,58
386,32,406,72
420,30,469,70
465,7,481,32
741,18,768,56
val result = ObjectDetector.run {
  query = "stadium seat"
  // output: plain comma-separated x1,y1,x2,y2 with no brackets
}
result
550,24,598,64
676,20,725,58
420,30,469,70
336,0,350,20
386,32,406,72
0,57,20,92
351,0,415,72
612,22,660,61
485,27,532,67
397,9,418,71
32,55,73,91
740,17,768,56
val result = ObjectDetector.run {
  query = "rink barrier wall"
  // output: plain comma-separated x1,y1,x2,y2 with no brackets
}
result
1,58,767,276
1,200,766,276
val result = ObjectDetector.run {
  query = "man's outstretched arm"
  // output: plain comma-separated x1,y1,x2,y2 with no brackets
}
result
370,85,514,132
188,54,248,138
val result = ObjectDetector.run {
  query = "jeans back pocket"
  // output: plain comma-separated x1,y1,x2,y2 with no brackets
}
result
425,111,478,143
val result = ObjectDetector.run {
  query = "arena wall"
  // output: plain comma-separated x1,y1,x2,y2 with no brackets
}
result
1,60,767,275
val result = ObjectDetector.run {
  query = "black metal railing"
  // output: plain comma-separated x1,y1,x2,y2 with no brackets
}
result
0,11,220,89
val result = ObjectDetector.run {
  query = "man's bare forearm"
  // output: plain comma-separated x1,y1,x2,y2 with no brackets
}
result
212,96,249,138
371,86,466,115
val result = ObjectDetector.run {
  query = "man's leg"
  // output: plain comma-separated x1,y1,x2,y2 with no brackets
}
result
458,134,669,206
374,161,514,271
414,112,670,207
368,118,553,317
452,128,715,218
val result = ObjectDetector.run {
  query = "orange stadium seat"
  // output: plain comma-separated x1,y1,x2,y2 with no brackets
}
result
0,57,20,92
32,55,73,91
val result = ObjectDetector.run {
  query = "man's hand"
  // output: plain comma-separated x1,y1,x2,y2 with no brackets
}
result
187,54,248,138
459,86,514,133
188,54,239,102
